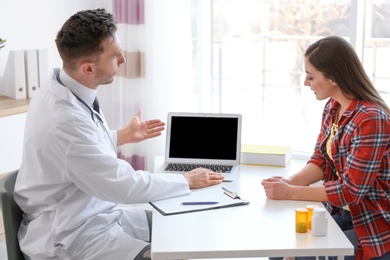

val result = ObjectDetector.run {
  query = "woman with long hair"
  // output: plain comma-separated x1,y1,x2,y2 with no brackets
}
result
262,36,390,260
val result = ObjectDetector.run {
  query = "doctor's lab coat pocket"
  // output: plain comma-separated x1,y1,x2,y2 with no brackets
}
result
96,125,114,150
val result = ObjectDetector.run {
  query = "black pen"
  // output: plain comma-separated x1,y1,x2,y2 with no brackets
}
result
181,201,219,205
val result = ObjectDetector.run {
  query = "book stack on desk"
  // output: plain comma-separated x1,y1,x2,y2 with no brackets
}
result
240,144,291,167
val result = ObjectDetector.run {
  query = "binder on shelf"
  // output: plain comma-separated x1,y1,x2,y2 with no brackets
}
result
0,50,27,99
25,49,39,98
38,48,49,87
240,144,292,167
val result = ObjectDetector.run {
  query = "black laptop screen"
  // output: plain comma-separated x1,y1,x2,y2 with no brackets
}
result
168,116,239,160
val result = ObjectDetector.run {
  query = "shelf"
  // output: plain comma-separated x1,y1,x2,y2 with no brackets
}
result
0,96,30,117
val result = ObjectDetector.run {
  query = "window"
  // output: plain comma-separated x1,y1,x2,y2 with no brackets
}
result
191,0,390,157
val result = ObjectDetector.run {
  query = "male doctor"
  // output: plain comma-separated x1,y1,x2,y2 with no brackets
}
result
14,8,224,260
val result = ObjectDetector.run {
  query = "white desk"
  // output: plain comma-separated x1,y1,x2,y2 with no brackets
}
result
151,160,354,260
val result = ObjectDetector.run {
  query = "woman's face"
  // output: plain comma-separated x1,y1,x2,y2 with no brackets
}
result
304,58,336,101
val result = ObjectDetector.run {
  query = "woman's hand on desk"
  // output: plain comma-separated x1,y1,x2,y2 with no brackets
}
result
261,176,329,201
261,177,293,200
269,176,293,184
183,168,224,189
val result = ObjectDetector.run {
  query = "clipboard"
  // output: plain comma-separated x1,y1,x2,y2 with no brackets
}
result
149,185,249,216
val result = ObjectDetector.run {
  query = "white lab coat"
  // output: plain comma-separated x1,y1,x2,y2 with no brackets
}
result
14,68,191,260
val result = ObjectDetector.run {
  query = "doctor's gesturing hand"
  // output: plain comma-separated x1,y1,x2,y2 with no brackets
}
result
117,110,166,146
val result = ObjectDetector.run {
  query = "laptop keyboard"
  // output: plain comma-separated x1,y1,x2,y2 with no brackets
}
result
165,163,233,173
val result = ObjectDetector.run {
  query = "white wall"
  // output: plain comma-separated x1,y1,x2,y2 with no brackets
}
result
0,0,111,174
0,113,26,174
0,0,112,76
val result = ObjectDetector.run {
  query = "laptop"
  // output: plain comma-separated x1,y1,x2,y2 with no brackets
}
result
159,112,242,182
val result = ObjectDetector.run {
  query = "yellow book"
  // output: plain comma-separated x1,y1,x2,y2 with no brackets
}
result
240,144,291,167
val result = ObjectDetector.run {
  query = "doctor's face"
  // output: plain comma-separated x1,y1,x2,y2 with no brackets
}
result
95,34,126,85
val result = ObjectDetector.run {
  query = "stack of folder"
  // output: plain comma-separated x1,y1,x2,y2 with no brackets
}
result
0,48,49,99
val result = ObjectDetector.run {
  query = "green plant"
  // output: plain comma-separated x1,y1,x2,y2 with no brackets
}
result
0,38,6,49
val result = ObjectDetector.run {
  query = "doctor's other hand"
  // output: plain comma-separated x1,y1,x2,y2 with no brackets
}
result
261,177,293,200
117,111,165,146
183,168,224,189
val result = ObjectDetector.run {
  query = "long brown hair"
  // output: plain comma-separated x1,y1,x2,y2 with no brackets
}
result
305,36,390,115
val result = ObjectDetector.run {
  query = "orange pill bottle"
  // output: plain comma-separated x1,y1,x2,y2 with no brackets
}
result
295,208,308,233
306,204,319,229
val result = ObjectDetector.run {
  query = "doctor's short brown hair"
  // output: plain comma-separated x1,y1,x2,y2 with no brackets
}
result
55,8,117,70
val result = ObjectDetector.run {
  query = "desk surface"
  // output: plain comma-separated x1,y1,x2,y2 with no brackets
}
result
151,160,354,259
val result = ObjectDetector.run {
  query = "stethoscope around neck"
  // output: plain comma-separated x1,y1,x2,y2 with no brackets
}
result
73,94,104,124
56,72,103,124
56,72,116,150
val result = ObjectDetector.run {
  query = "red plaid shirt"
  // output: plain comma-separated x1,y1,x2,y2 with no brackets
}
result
309,98,390,260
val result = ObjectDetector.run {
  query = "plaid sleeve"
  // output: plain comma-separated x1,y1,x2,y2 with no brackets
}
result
325,111,390,208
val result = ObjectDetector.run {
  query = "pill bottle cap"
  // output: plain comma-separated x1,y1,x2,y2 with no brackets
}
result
313,207,326,216
306,204,319,210
295,208,308,213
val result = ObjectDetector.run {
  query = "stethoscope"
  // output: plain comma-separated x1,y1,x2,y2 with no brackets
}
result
56,73,116,150
73,94,103,124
